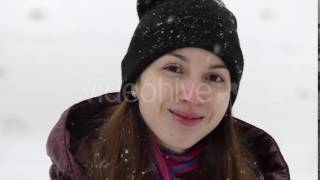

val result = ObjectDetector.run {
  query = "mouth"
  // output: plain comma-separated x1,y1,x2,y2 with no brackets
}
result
168,109,204,127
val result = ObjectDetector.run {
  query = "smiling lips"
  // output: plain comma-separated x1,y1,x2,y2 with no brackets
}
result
168,109,204,127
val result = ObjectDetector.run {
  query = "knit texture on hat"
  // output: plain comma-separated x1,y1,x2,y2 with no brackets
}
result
120,0,244,104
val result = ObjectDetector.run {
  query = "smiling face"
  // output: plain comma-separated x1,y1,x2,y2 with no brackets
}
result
132,47,231,153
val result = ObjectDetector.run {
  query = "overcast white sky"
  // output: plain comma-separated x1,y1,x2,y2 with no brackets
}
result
0,0,317,179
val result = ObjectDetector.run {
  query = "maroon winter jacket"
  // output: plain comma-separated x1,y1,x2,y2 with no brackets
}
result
46,92,290,180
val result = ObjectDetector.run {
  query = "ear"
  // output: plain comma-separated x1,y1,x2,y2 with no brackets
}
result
131,82,139,94
131,83,137,92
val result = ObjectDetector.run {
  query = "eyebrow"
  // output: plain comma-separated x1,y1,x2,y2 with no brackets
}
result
168,52,228,70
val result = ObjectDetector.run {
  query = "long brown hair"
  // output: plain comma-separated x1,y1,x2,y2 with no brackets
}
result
88,100,259,180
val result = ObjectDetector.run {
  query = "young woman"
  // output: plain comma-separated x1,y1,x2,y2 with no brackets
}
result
47,0,290,179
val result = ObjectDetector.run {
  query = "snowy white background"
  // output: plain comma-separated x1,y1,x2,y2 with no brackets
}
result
0,0,317,179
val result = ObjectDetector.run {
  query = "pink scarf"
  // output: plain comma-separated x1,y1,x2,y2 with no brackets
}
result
148,135,207,180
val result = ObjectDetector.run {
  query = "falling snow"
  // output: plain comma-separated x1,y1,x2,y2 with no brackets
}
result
213,43,222,54
213,0,226,8
125,149,129,154
156,22,163,26
0,0,315,180
166,15,175,24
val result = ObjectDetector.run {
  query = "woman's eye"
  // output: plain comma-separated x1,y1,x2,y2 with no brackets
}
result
163,64,183,74
207,74,224,82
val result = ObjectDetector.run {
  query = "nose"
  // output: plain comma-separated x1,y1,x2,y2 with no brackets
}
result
177,78,207,105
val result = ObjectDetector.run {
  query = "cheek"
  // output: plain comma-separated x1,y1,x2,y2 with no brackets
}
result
138,83,157,102
215,91,230,105
139,79,176,103
207,86,230,104
207,91,230,120
138,96,171,143
137,87,164,124
138,99,159,128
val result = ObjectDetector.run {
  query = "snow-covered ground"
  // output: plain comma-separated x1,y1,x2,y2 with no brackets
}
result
0,0,317,179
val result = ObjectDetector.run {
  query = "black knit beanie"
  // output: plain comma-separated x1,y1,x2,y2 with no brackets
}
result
120,0,244,105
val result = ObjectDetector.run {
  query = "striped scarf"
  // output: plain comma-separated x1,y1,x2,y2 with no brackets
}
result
148,135,207,180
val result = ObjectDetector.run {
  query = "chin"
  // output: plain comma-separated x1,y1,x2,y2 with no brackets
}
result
171,139,197,150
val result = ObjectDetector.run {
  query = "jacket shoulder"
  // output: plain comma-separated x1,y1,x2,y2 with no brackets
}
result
46,92,121,179
234,118,290,180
